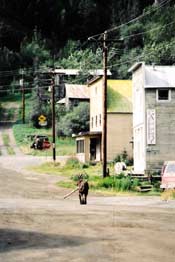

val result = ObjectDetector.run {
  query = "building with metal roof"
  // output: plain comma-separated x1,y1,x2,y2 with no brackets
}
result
129,62,175,174
75,78,133,163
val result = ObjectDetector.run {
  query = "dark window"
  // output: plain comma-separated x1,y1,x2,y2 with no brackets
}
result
157,89,169,101
95,115,98,127
76,140,84,153
99,114,101,126
91,117,93,128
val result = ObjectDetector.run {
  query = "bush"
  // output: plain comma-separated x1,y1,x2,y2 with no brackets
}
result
96,175,133,191
97,176,114,188
161,189,175,201
65,157,81,169
57,102,90,136
71,173,89,182
113,150,133,166
132,178,140,189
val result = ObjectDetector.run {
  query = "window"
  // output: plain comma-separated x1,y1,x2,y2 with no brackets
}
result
95,86,97,94
157,89,171,101
91,117,93,128
95,115,98,127
99,114,101,126
76,140,84,153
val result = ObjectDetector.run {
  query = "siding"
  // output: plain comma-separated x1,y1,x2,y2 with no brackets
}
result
145,88,175,171
107,113,133,161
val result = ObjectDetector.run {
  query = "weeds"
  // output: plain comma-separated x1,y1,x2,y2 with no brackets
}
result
161,189,175,201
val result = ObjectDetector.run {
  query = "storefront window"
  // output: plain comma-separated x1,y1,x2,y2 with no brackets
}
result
76,140,84,153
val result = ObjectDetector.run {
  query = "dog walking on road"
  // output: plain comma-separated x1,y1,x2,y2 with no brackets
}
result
77,175,89,205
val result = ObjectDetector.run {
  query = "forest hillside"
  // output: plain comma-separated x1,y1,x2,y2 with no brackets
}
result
0,0,174,84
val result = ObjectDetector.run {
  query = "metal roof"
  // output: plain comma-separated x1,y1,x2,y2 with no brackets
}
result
145,65,175,88
107,80,132,113
54,68,111,76
65,84,89,99
129,62,175,88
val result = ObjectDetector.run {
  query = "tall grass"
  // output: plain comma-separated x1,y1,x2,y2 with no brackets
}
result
2,133,15,155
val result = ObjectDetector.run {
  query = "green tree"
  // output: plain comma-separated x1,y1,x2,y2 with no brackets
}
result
57,102,89,136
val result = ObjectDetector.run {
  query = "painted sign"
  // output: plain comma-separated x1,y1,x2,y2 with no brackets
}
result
147,109,156,145
38,115,47,127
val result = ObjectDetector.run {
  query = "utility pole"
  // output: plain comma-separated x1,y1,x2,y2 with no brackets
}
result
102,31,108,178
20,69,25,124
88,33,123,177
51,72,56,162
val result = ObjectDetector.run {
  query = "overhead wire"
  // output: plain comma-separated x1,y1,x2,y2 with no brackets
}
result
88,0,172,39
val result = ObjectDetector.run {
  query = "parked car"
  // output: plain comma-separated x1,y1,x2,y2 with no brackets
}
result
160,161,175,189
30,135,51,150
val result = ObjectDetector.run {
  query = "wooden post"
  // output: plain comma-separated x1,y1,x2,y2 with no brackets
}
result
51,74,56,162
102,31,108,178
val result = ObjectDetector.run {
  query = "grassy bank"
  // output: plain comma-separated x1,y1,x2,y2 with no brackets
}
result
30,158,161,196
2,133,15,155
13,123,75,156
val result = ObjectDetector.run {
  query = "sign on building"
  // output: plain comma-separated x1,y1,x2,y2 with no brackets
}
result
147,109,156,145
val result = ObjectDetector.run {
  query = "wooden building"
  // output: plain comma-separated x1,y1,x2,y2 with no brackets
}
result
57,84,89,109
75,78,133,163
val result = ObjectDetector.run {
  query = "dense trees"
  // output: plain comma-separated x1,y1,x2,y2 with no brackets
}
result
57,102,90,136
0,0,174,88
0,0,155,51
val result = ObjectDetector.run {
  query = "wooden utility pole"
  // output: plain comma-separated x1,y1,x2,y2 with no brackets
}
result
20,69,25,124
51,73,56,162
102,31,108,178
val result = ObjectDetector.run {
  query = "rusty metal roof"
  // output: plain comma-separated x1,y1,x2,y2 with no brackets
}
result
65,84,89,99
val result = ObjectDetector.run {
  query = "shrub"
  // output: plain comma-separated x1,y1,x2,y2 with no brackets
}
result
97,176,114,188
120,177,132,191
113,150,133,166
65,157,81,169
96,175,133,191
71,173,89,182
132,178,140,189
161,189,175,201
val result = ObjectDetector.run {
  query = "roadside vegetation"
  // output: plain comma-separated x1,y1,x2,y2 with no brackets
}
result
13,124,75,156
30,157,162,196
2,133,15,155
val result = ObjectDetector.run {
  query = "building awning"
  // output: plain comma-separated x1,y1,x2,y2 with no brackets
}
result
72,131,102,138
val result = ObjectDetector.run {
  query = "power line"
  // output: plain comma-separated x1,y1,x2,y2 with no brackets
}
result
118,20,175,40
88,0,172,40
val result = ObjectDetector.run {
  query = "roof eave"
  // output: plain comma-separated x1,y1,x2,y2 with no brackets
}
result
128,62,144,73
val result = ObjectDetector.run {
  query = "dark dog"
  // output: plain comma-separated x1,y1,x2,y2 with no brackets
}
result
77,179,89,205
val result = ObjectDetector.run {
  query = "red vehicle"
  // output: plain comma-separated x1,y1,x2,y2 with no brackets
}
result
31,135,51,150
160,161,175,189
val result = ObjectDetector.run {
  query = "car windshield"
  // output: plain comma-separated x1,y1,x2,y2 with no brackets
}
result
164,164,175,176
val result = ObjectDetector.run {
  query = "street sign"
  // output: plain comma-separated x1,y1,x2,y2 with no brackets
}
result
38,115,47,127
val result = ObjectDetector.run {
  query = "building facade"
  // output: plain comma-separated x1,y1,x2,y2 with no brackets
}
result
129,62,175,174
75,78,133,163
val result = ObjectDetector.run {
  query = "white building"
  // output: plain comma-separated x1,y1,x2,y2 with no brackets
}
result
129,62,175,174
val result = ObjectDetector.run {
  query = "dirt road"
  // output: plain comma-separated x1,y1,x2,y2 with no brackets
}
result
0,126,175,261
0,156,175,262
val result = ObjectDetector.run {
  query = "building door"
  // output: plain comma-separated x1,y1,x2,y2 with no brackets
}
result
90,138,97,161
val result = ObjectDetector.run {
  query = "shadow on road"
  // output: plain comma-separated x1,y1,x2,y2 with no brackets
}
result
0,228,94,252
